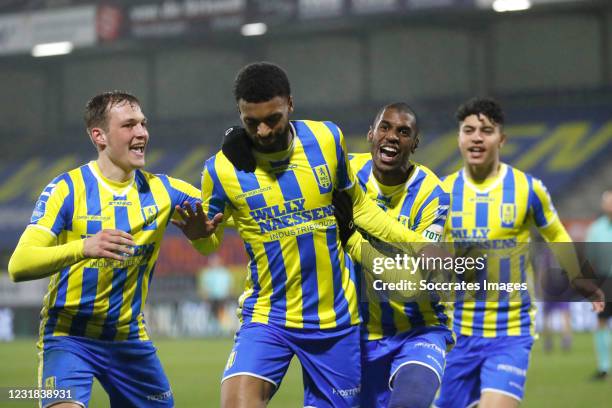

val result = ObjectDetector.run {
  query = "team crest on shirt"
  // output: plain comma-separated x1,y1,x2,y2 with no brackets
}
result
501,203,516,227
313,165,332,189
141,205,159,226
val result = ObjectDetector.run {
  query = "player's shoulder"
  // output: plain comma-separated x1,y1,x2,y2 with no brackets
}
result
412,163,447,201
414,162,444,185
439,168,462,191
127,169,169,194
293,119,340,130
43,163,90,196
144,170,197,190
348,152,372,168
293,119,343,143
505,163,530,180
504,163,546,192
134,168,168,187
202,150,235,176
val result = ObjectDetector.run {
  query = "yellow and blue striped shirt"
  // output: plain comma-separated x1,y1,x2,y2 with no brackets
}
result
442,163,569,337
31,161,200,342
348,153,450,341
200,120,416,330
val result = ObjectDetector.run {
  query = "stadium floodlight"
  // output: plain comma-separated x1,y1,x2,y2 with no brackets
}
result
31,41,74,57
492,0,532,12
241,22,267,37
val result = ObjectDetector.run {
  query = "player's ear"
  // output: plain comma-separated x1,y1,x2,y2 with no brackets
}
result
367,127,374,143
499,131,506,148
412,136,420,153
90,127,107,149
236,99,245,116
288,96,294,114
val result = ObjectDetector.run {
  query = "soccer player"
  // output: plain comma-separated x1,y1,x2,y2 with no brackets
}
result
336,102,454,408
189,62,424,408
586,189,612,380
435,97,604,408
8,91,220,408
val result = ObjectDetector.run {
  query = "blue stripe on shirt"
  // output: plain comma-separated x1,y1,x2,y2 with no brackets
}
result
264,241,287,326
297,233,320,328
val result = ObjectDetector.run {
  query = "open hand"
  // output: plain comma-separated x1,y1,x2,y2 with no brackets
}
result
171,201,224,240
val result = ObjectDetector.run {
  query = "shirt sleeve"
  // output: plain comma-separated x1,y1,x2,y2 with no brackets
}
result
344,163,426,249
8,225,84,282
529,177,561,230
193,157,233,255
326,121,427,256
29,175,73,237
412,185,449,242
166,176,201,206
530,178,580,279
532,177,572,243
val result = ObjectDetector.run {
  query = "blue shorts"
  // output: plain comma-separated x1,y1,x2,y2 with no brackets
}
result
39,336,173,408
435,335,534,408
361,327,453,408
222,322,361,408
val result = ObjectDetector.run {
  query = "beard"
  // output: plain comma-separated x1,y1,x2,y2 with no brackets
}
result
253,122,292,153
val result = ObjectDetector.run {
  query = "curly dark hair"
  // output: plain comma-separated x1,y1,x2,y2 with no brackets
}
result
456,97,505,126
84,91,140,132
234,62,291,103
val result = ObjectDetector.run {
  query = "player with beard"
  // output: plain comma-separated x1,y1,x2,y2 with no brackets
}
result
186,63,425,408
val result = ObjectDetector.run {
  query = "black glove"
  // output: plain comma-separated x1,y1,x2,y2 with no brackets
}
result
221,126,256,172
332,190,356,247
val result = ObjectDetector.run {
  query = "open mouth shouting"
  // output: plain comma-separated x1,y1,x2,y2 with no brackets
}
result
379,144,400,164
129,142,146,158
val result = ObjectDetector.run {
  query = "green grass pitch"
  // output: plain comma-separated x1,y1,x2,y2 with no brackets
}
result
0,333,608,407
